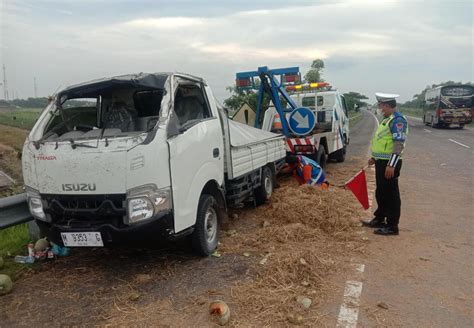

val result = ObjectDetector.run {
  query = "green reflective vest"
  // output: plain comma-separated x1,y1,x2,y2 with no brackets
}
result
371,114,407,160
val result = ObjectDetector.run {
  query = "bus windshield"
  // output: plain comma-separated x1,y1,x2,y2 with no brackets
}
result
441,86,473,97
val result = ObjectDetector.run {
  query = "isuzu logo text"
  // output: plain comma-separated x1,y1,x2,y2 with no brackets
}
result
62,183,97,191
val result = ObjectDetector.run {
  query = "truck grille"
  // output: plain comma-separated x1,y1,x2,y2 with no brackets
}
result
42,194,127,227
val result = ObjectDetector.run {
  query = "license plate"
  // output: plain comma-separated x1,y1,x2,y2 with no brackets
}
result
61,232,104,247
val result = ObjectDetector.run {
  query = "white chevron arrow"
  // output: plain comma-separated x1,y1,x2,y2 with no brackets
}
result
293,111,309,129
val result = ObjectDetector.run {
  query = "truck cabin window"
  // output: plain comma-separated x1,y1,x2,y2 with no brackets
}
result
317,96,324,106
44,87,164,141
302,96,316,107
174,84,211,127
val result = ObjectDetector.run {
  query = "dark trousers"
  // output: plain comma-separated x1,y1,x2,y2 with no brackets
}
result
373,159,402,227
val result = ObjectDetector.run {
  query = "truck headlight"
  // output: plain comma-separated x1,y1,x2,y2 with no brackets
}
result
126,185,171,225
25,187,48,222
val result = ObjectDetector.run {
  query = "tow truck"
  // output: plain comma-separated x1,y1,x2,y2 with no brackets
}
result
235,66,350,166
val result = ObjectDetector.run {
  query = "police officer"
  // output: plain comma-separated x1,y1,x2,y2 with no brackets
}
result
361,93,408,235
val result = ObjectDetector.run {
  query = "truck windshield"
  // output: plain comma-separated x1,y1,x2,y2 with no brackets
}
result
43,86,164,141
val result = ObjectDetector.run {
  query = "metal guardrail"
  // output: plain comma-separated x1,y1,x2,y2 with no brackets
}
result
0,193,33,229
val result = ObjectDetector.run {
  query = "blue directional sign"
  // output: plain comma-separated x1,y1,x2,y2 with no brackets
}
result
288,107,316,136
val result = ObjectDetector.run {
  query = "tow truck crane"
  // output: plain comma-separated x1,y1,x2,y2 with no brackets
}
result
235,66,349,166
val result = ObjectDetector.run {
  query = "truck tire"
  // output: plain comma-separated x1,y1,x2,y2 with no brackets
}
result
255,166,274,206
332,146,346,163
191,194,219,256
316,146,327,168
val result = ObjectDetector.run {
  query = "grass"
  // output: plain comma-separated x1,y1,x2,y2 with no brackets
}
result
0,108,42,130
0,224,32,281
0,113,39,281
0,124,29,194
0,124,29,151
348,110,363,126
399,107,423,118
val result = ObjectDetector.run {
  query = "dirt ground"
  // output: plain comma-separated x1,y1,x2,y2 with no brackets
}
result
0,158,370,327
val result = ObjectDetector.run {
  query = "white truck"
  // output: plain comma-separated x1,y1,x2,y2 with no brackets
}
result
261,88,350,166
22,73,286,255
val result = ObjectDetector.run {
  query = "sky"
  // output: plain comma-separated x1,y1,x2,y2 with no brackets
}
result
0,0,472,103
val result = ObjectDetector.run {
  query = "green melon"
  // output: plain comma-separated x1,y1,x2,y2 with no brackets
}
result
0,274,13,295
34,238,50,252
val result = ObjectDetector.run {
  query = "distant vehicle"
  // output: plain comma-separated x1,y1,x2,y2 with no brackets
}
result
22,73,286,255
423,84,473,128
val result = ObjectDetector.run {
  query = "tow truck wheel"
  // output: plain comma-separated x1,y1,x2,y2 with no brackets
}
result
255,166,274,206
192,194,219,256
316,146,327,168
332,146,346,163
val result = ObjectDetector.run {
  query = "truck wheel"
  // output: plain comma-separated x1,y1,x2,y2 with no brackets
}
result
192,194,219,256
332,146,346,163
316,146,327,168
255,166,274,206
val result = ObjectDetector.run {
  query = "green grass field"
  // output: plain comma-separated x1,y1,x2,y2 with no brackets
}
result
0,108,42,130
0,224,32,281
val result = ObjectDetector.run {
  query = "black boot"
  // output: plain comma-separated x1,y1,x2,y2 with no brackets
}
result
374,226,399,235
360,218,385,228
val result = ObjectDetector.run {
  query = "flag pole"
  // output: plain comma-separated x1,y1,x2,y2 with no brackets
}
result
344,165,370,186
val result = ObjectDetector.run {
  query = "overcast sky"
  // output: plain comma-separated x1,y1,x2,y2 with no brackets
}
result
0,0,472,103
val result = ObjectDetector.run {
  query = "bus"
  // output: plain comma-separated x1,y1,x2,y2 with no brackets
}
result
423,84,473,128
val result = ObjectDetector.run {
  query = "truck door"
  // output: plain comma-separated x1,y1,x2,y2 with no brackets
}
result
167,79,224,233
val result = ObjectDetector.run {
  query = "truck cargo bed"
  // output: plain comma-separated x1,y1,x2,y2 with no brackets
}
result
226,120,286,179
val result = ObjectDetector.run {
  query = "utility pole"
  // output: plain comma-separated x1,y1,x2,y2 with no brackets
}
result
2,64,8,101
34,77,38,98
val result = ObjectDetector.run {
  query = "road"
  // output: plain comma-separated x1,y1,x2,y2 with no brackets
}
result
349,110,473,327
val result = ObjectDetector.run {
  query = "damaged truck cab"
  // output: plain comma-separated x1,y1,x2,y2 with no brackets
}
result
22,73,286,255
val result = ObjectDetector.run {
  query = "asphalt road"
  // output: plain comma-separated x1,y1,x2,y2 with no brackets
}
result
354,110,473,327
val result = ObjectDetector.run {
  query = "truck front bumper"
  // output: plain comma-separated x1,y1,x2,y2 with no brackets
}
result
36,213,176,246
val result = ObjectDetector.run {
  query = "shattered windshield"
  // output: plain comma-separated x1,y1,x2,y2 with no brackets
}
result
43,85,165,141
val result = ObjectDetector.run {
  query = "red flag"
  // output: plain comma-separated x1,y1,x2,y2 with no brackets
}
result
345,169,370,210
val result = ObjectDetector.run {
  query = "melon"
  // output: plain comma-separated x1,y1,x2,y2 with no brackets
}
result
34,238,50,252
0,274,13,295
